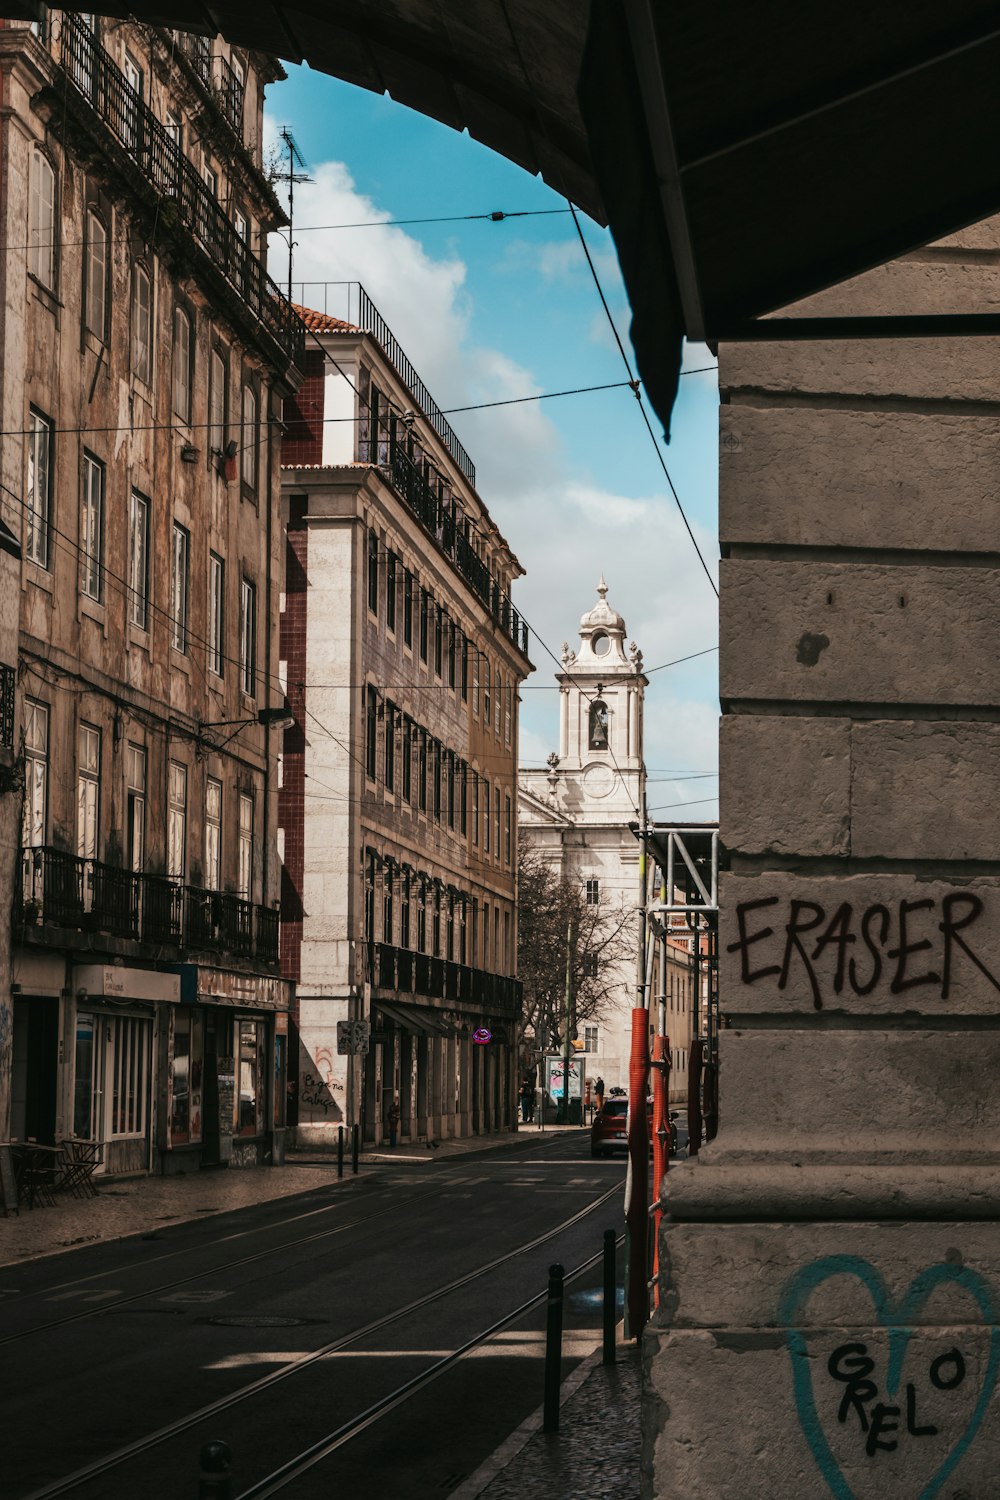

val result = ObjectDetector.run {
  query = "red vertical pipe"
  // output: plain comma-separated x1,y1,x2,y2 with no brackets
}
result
650,1032,667,1302
626,1006,650,1337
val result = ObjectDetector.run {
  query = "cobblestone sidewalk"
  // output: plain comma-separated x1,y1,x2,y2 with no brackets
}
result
453,1340,642,1500
0,1127,568,1268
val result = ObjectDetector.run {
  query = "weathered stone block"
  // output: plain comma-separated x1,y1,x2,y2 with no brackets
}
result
720,405,1000,553
720,872,1000,1015
721,717,850,857
721,560,1000,705
717,1030,1000,1158
719,335,1000,403
852,721,1000,861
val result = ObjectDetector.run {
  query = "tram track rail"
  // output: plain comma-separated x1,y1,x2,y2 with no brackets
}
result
18,1180,622,1500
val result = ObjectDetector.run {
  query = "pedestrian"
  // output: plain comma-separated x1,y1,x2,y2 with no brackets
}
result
595,1075,605,1112
387,1096,400,1148
519,1080,531,1123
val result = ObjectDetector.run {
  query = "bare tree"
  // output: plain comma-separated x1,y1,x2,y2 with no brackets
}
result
517,838,635,1068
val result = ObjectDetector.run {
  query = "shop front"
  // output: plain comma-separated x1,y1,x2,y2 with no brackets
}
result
163,966,291,1172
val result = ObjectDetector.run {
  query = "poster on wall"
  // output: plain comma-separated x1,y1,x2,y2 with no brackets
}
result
546,1056,583,1101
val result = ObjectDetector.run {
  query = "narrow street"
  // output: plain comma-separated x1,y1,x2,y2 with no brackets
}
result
1,1134,626,1499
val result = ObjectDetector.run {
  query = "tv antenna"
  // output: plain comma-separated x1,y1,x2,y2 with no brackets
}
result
278,127,313,302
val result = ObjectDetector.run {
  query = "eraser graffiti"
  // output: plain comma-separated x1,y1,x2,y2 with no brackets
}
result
727,892,1000,1008
780,1256,1000,1500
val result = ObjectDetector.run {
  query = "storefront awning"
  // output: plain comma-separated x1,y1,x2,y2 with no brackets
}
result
377,1001,457,1037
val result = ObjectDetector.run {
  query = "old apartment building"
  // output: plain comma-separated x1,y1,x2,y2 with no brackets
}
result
519,583,697,1103
279,292,532,1146
3,13,303,1173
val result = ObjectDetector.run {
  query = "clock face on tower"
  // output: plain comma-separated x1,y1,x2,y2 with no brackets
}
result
583,763,615,799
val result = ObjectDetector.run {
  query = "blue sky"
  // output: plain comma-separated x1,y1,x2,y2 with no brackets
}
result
265,68,720,819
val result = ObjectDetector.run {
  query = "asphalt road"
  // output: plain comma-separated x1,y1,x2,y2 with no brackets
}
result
0,1132,632,1500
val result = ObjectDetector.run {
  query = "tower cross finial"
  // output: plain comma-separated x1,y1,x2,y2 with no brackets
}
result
597,574,608,600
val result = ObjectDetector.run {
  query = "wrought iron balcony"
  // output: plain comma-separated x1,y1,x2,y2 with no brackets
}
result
19,847,279,966
55,16,302,369
384,443,530,658
368,939,522,1014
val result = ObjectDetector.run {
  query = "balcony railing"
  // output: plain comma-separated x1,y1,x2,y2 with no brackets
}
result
56,16,303,369
368,939,522,1013
19,847,279,966
384,443,530,657
216,55,245,132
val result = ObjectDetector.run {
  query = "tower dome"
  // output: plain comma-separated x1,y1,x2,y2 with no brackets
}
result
576,576,628,666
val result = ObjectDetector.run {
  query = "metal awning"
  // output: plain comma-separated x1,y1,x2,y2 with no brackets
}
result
39,3,1000,434
376,1000,456,1037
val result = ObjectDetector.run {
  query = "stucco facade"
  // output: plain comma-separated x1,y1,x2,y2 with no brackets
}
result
2,15,300,1178
279,307,531,1148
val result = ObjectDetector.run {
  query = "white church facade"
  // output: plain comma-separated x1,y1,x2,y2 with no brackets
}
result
519,582,695,1100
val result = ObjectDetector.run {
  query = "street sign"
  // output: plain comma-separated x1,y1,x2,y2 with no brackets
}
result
336,1020,371,1055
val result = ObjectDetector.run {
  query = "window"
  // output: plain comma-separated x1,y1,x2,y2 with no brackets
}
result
234,205,249,244
383,864,393,943
80,452,103,601
76,723,100,860
131,263,153,384
22,700,48,850
416,879,426,952
432,885,441,957
432,740,441,821
473,651,480,715
460,762,468,835
203,159,218,198
386,552,397,632
402,717,412,804
585,1025,599,1053
483,902,490,966
483,658,491,723
242,384,258,490
586,878,600,906
240,578,257,697
367,527,379,614
446,751,454,829
418,730,427,812
173,305,192,423
403,571,413,648
123,52,143,151
434,606,443,676
129,490,149,628
209,552,225,677
238,791,253,900
401,874,411,948
494,668,502,733
583,953,599,978
170,1007,202,1146
110,1014,151,1140
171,523,190,652
504,793,511,866
364,849,376,942
472,774,479,847
167,761,187,881
205,777,222,890
84,210,107,339
237,1018,265,1136
385,702,396,792
209,347,227,454
126,744,145,873
460,633,468,701
484,780,491,854
26,408,52,568
589,699,610,750
505,684,512,746
494,907,500,970
28,148,56,288
503,910,511,972
495,785,501,856
165,110,182,148
366,687,378,781
419,589,429,662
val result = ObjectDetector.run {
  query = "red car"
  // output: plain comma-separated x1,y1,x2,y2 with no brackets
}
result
590,1097,654,1157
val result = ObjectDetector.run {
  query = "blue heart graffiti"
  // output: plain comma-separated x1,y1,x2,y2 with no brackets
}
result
779,1255,1000,1500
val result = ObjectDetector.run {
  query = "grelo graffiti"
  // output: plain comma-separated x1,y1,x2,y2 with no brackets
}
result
780,1256,1000,1500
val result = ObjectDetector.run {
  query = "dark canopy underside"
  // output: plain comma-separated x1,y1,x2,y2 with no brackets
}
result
25,1,1000,435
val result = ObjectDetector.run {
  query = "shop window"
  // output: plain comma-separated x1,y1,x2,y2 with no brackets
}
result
237,1019,265,1136
170,1008,203,1145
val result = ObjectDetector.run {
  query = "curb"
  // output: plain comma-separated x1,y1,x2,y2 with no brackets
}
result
448,1336,617,1500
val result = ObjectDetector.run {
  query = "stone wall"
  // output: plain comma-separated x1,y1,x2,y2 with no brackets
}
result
646,221,1000,1496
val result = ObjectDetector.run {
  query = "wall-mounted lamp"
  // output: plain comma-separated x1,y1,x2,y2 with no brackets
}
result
224,438,240,483
180,444,199,464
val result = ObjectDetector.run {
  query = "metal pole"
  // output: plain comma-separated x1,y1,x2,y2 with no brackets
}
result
626,791,650,1341
198,1440,232,1499
603,1229,617,1365
562,915,572,1124
337,1124,344,1179
543,1262,564,1432
351,1121,359,1174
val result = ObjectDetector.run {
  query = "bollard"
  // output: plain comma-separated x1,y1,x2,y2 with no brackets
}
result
603,1229,617,1366
337,1125,344,1179
198,1439,232,1499
543,1262,564,1433
351,1121,359,1174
